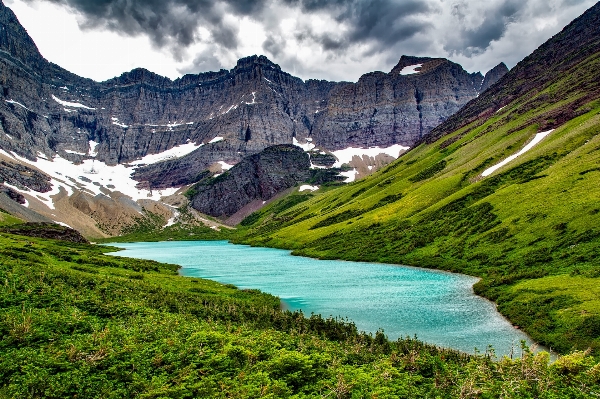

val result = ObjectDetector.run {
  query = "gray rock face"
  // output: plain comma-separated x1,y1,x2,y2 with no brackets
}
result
190,145,313,218
480,63,509,93
0,1,485,191
311,56,482,151
0,160,52,192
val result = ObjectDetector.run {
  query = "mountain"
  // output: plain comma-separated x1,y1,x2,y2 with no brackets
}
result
0,0,497,234
236,2,600,354
479,62,509,93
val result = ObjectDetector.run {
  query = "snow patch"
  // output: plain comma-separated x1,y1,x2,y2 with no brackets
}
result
218,161,234,171
55,221,72,228
5,99,32,112
52,95,94,110
482,130,554,177
164,210,180,227
331,144,409,167
64,149,87,156
496,106,507,113
299,185,319,192
0,149,180,206
130,142,203,165
209,136,224,144
340,169,358,183
111,117,128,128
245,92,257,105
399,64,423,75
89,141,99,157
293,137,315,151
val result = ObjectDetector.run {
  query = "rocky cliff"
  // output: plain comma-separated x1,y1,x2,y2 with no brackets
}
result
0,0,503,231
479,62,509,93
190,145,334,218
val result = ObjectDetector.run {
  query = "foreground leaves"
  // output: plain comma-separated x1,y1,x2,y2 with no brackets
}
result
0,233,598,398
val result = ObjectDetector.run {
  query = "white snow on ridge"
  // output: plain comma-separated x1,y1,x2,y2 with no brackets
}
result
218,161,234,171
5,99,32,112
399,64,423,75
299,185,319,192
0,149,180,206
293,137,315,151
482,130,554,177
130,142,203,165
52,95,95,110
331,144,410,168
209,136,224,144
340,168,358,183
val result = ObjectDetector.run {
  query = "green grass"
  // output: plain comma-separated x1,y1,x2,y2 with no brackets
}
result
234,58,600,355
0,210,23,227
1,232,599,398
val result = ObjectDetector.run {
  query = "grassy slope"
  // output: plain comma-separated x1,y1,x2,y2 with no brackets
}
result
236,52,600,354
1,233,599,398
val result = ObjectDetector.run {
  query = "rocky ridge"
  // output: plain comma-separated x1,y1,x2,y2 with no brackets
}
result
0,0,506,232
479,62,509,93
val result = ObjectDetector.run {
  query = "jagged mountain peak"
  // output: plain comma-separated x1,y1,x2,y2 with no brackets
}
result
0,0,45,71
233,54,282,72
389,55,448,75
480,62,509,93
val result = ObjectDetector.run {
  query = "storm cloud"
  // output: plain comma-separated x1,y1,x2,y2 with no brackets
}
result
18,0,599,81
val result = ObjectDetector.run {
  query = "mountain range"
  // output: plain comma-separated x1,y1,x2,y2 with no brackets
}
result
0,0,508,233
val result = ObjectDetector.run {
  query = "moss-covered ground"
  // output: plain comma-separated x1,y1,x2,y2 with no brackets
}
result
1,232,599,398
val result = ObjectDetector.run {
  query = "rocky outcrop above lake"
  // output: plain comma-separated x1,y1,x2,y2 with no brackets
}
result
190,145,315,218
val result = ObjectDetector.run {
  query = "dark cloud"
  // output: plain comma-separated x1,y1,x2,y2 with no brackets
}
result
444,0,521,56
177,45,227,75
33,0,432,61
29,0,268,58
337,0,432,46
262,34,286,58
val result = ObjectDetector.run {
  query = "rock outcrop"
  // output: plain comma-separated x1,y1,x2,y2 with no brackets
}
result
190,145,315,218
480,62,509,93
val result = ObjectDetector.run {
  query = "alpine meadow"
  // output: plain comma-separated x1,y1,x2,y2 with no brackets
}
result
1,0,600,398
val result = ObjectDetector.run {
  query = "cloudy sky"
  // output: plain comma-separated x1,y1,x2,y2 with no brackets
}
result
5,0,598,82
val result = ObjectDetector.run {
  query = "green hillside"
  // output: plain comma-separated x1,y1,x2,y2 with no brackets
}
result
2,231,599,397
235,32,600,353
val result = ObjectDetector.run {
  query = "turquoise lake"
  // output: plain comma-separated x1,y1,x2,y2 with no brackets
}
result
108,240,538,356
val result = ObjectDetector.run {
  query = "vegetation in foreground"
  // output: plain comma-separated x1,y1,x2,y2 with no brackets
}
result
1,232,599,398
